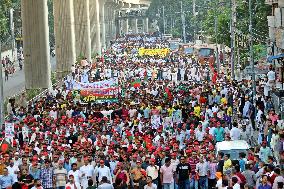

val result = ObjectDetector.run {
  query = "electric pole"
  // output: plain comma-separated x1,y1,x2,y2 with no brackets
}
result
0,41,4,129
230,0,236,80
215,16,220,74
10,8,16,62
193,0,196,42
162,6,166,34
249,0,256,98
181,1,186,43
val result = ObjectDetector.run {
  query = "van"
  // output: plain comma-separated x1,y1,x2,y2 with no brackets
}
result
215,140,250,160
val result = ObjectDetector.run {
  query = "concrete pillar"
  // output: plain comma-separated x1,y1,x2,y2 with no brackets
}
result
73,0,92,61
90,0,101,55
110,5,117,41
145,17,149,33
54,0,76,79
122,18,129,34
104,2,116,47
21,0,51,89
104,3,111,47
134,18,138,34
99,0,106,49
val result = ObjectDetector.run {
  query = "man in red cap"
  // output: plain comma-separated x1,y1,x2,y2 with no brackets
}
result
131,160,145,189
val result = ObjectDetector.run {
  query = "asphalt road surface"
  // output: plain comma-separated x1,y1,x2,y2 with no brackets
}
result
2,56,56,99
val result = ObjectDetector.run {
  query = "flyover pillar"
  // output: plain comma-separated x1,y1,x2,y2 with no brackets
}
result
144,17,149,33
21,0,51,89
54,0,76,79
99,0,106,49
90,0,101,55
123,19,129,34
104,2,111,47
73,0,92,61
134,18,138,34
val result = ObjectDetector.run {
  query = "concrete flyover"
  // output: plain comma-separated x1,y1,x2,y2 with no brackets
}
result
21,0,151,89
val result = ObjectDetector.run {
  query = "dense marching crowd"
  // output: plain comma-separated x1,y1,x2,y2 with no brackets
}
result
1,34,284,189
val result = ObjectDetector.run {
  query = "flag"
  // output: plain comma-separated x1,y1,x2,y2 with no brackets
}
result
132,79,141,88
165,87,173,100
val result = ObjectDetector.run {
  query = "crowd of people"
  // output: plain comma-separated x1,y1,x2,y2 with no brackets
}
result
1,34,283,189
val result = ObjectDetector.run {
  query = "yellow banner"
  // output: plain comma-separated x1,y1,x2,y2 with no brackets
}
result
138,48,170,57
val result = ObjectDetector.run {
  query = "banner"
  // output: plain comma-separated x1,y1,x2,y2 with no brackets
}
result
138,48,170,57
5,123,14,143
73,78,118,90
78,87,119,103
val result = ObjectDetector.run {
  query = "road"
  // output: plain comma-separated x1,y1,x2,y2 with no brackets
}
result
2,57,56,99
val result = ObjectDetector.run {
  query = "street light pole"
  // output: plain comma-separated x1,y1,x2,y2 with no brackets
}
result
231,0,236,80
193,0,196,42
180,1,186,43
215,16,220,74
10,8,16,62
249,0,256,98
0,41,4,128
162,6,166,34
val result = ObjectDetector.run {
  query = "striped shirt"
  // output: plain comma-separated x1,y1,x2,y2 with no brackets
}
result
188,158,198,174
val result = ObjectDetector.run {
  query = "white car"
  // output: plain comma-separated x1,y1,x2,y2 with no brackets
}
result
215,140,250,160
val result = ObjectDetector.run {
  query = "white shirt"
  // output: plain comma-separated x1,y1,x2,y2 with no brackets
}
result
80,164,94,177
98,183,114,189
65,182,81,189
267,70,275,81
94,166,112,184
233,183,240,189
272,175,284,189
144,184,157,189
68,170,81,183
49,110,58,119
195,130,204,142
146,165,159,180
230,127,241,140
7,165,19,183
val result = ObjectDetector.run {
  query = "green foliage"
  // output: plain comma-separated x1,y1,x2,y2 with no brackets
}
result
51,71,57,85
26,89,42,100
47,0,55,46
147,0,270,47
0,0,12,43
76,53,85,65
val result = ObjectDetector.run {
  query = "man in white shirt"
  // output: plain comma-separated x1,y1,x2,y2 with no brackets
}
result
66,174,81,189
68,163,82,184
146,159,159,185
94,160,112,184
195,126,205,142
232,177,240,189
98,176,114,189
13,152,22,168
272,168,284,189
267,66,276,90
7,160,19,183
80,159,95,189
230,123,241,140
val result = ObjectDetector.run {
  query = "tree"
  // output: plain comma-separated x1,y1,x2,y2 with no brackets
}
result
0,0,13,43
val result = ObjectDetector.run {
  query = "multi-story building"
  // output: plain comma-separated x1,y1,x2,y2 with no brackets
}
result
266,0,284,55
